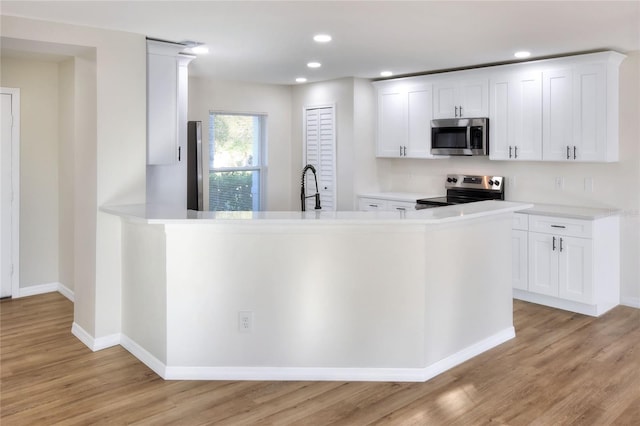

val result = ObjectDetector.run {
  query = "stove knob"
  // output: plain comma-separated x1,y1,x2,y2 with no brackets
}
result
452,177,458,183
488,180,494,186
494,180,500,187
447,177,453,183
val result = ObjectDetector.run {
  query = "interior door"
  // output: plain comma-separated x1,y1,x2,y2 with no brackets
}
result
1,92,14,297
304,106,335,211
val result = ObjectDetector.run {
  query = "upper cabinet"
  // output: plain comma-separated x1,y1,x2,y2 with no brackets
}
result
376,81,437,159
489,71,543,161
432,78,489,119
374,51,625,163
543,61,618,162
147,40,195,165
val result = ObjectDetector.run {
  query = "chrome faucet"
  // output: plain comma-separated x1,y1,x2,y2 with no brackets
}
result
301,164,321,211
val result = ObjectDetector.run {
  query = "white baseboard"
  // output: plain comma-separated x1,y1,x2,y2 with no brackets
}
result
14,281,75,302
621,296,640,309
71,322,120,352
120,334,167,378
122,327,515,382
57,283,74,302
17,282,59,298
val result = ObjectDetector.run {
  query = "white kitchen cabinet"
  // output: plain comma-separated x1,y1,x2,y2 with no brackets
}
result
432,78,489,119
357,193,428,212
147,41,194,165
542,52,623,162
489,72,542,161
358,197,388,211
514,211,619,317
376,81,435,158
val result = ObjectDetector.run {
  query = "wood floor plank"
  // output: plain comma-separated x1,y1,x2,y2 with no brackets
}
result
1,293,638,425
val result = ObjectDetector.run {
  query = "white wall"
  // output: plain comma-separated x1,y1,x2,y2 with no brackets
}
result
369,52,640,306
291,78,357,210
58,58,75,292
1,15,147,341
1,56,60,289
188,77,293,211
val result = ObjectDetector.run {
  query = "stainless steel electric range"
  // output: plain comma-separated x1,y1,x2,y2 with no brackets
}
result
416,174,505,210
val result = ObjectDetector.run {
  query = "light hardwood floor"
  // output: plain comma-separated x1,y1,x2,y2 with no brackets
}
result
1,292,638,425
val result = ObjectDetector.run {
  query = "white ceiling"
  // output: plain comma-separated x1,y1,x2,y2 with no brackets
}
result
1,1,639,85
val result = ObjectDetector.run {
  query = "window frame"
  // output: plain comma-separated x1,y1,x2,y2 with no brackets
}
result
208,111,267,211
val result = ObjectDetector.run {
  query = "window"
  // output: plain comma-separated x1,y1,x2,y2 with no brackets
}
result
208,113,265,211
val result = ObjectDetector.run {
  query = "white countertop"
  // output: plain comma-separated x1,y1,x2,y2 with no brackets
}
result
102,200,532,225
515,202,620,220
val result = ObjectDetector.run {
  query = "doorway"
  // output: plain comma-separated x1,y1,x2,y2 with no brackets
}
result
1,87,20,298
303,105,336,211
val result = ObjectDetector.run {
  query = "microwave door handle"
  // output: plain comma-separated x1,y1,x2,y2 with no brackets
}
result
467,126,472,151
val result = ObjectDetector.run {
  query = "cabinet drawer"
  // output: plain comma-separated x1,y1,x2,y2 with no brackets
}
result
512,213,529,230
358,198,388,211
388,201,416,212
528,215,592,238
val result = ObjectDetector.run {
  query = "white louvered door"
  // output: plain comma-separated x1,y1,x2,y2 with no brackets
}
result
304,106,335,211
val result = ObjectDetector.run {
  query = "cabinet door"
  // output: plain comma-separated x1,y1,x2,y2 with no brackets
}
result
558,236,593,303
490,73,542,161
147,53,178,165
432,82,457,119
528,232,559,296
458,78,489,117
512,229,528,290
489,75,512,160
573,64,606,161
513,72,543,160
406,86,432,158
377,90,406,157
543,68,573,161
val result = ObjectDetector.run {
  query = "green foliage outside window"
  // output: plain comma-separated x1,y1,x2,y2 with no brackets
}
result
209,171,255,211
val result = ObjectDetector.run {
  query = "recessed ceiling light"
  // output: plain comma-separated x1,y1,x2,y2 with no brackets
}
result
380,71,393,77
313,34,332,43
514,51,531,59
296,77,307,83
307,62,322,68
190,45,209,54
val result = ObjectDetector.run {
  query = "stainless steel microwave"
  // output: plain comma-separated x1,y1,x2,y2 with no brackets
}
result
431,118,489,156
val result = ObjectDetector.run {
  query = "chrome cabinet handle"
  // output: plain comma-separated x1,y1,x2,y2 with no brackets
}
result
552,236,556,251
559,237,564,252
566,146,570,159
459,106,463,117
509,146,512,158
573,146,577,160
454,106,458,117
399,146,402,157
514,146,518,159
551,225,566,229
403,146,407,156
396,207,406,211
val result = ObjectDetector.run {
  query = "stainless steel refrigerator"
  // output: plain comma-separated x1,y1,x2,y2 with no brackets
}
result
187,121,203,210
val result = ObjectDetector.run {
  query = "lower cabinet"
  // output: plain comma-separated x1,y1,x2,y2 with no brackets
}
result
528,232,593,304
357,195,418,212
512,212,619,317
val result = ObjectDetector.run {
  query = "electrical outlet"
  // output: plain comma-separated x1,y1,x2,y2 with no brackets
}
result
238,311,253,333
555,177,564,190
509,176,517,189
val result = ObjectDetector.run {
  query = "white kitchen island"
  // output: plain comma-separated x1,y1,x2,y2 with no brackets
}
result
102,200,531,382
